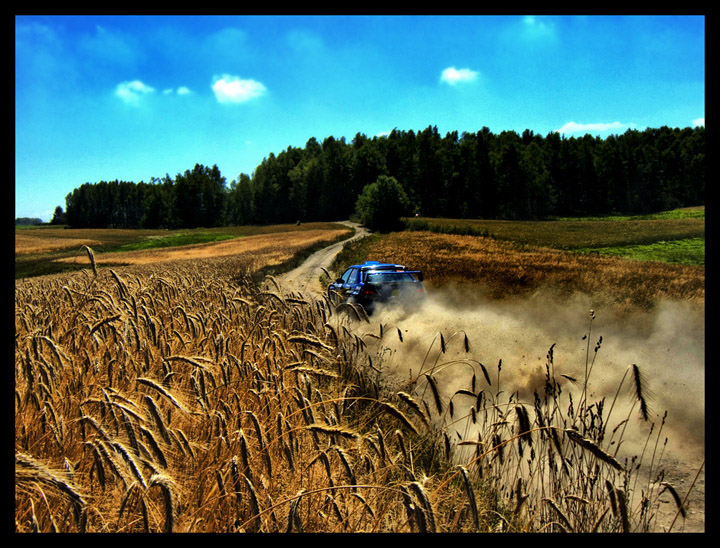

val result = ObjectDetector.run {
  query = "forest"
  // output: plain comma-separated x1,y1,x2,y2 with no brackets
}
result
58,124,705,229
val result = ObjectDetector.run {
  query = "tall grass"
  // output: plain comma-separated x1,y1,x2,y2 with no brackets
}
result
15,250,692,531
15,257,445,532
403,208,705,266
333,231,704,310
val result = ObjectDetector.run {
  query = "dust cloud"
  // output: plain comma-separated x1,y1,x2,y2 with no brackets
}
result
354,287,705,463
327,282,705,531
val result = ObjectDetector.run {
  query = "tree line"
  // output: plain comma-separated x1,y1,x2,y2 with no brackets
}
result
59,124,704,229
15,217,45,226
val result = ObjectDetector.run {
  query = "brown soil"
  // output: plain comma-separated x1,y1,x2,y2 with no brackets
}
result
653,456,705,532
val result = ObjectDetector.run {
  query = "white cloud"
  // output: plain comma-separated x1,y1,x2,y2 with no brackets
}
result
440,66,479,86
115,80,156,104
163,86,192,96
522,15,557,41
212,74,267,104
692,117,705,127
554,121,628,135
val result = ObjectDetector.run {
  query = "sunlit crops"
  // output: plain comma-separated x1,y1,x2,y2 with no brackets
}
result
338,231,704,310
15,234,694,531
15,222,352,279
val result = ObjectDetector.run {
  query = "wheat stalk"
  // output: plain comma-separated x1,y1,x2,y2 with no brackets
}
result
16,452,86,508
631,364,651,421
408,481,436,533
306,423,360,440
82,245,98,277
565,428,624,471
136,377,188,414
458,465,479,529
425,374,443,415
544,497,573,532
149,473,175,533
379,401,420,435
396,391,430,427
143,395,172,445
660,482,686,519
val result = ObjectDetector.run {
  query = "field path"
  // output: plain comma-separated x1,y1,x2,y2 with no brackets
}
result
276,221,369,296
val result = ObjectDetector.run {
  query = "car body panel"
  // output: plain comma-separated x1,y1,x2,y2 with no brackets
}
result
328,261,425,314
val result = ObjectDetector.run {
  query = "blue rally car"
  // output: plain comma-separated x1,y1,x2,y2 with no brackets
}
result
328,261,425,314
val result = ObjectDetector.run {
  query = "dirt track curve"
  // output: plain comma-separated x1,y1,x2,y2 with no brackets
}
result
276,221,369,297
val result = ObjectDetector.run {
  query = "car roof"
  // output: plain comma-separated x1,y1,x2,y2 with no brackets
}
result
350,261,407,270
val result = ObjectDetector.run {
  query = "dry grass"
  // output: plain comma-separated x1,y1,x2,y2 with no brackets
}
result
15,233,105,255
356,231,704,310
15,256,455,532
55,229,348,268
405,214,705,250
15,227,700,532
15,228,162,255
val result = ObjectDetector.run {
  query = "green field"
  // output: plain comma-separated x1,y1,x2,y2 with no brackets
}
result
403,206,705,266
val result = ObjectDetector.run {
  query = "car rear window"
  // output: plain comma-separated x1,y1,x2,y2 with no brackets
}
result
365,272,417,283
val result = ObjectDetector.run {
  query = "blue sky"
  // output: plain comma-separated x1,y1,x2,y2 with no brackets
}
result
16,15,705,221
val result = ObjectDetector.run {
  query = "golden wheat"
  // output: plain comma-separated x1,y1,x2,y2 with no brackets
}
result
15,240,694,532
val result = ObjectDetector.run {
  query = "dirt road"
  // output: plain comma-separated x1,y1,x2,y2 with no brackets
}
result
276,221,369,296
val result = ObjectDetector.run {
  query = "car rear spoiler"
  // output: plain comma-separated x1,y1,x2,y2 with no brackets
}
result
405,270,424,282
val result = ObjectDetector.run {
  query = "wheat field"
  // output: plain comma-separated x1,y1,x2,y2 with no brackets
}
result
15,256,445,532
15,235,695,532
353,231,704,310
